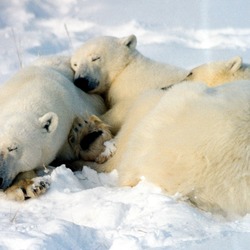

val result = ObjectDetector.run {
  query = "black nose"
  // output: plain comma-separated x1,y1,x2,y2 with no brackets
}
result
74,77,99,92
0,177,3,188
0,177,8,190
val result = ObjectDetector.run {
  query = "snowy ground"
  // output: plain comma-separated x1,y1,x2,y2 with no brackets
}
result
1,1,250,249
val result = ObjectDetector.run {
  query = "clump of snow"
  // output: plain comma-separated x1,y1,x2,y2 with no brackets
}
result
99,139,117,161
1,1,250,249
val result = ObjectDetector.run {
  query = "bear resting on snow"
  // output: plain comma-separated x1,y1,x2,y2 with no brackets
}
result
112,80,250,216
109,56,250,216
0,56,106,200
71,49,250,216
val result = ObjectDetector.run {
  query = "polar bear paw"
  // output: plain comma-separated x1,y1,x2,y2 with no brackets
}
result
69,115,114,163
5,176,51,201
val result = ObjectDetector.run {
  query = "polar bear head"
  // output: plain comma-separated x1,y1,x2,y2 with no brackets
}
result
185,56,250,86
0,112,59,189
71,35,137,93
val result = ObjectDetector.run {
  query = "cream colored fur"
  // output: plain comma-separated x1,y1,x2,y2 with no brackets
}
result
0,55,106,197
92,56,250,216
93,56,250,174
106,81,250,216
185,56,250,86
71,35,188,134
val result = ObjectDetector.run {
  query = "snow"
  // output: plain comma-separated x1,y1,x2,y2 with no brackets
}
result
100,139,117,160
0,1,250,249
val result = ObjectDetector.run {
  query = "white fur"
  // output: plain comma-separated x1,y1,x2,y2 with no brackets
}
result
71,35,188,133
96,56,250,215
106,81,250,216
185,56,250,86
0,56,105,189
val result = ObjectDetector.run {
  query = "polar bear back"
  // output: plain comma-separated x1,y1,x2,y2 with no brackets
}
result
116,81,250,215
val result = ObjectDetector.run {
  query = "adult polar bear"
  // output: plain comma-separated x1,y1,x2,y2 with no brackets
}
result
71,34,188,134
0,56,105,192
78,55,250,216
104,81,250,216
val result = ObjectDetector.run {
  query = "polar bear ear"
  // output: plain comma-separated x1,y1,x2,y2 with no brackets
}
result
39,112,58,133
120,34,137,49
226,56,242,73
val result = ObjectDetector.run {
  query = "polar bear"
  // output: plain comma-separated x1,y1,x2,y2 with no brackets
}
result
104,81,250,216
185,56,250,86
71,35,188,134
0,56,105,196
70,56,250,170
68,53,250,215
69,55,250,171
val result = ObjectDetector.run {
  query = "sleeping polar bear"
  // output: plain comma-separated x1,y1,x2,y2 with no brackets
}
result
0,56,105,199
71,35,188,134
101,80,250,216
67,53,250,215
71,79,250,216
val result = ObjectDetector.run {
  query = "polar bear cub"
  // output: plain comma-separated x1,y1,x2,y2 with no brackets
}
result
71,35,188,134
185,56,250,86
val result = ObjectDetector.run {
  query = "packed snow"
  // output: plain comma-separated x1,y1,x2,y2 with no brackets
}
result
1,1,250,249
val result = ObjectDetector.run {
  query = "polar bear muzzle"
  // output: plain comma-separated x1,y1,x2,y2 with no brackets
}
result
74,76,99,92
